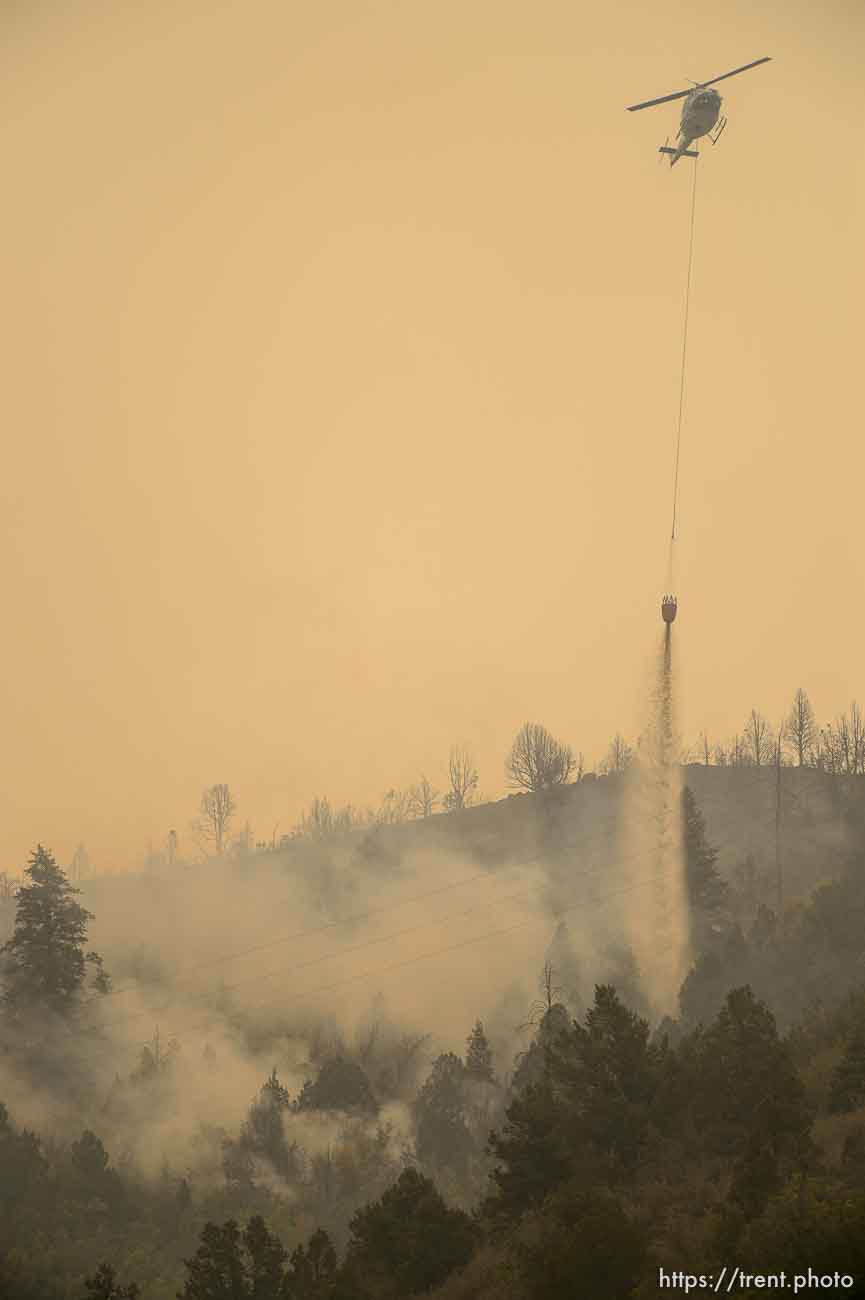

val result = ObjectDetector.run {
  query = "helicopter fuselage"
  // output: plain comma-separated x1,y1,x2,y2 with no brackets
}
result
678,87,722,144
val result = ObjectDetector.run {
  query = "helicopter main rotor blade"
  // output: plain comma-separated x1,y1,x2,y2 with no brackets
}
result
625,87,690,112
701,55,771,89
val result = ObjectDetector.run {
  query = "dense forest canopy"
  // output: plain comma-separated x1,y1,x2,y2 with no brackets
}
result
2,750,865,1297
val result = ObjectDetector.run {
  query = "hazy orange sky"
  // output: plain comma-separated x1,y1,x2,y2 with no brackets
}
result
2,0,862,870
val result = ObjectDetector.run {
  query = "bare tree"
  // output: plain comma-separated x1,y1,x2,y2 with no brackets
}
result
293,797,368,839
817,725,837,775
506,722,576,791
333,803,370,832
785,688,817,767
294,796,335,839
851,702,865,774
821,702,865,776
519,962,565,1031
443,745,478,811
0,871,15,902
194,784,237,855
375,788,411,825
133,1025,180,1081
744,710,773,768
599,731,632,776
166,829,178,866
407,775,439,819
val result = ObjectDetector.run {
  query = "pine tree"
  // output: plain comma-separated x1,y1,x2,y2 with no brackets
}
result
511,1002,571,1094
489,986,660,1217
688,986,810,1172
261,1066,291,1109
243,1216,288,1298
180,1220,248,1298
414,1052,475,1174
830,1029,865,1114
179,1217,288,1299
242,1067,298,1180
0,845,109,1016
465,1020,494,1083
287,1227,338,1297
514,1182,649,1300
294,1057,376,1114
551,985,659,1169
83,1262,140,1300
682,787,727,942
342,1167,478,1297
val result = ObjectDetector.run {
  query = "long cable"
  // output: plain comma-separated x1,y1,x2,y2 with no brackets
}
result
670,155,699,544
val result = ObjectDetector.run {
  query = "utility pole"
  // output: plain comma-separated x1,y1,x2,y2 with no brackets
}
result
775,730,783,930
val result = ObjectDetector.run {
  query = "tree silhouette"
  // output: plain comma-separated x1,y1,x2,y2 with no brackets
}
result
407,775,439,818
744,710,773,767
1,845,109,1015
193,784,237,855
341,1167,478,1297
295,1058,377,1115
465,1020,495,1083
443,746,478,811
830,1029,865,1114
83,1262,140,1299
179,1216,287,1299
286,1227,338,1297
682,786,727,936
414,1052,475,1174
785,688,817,767
506,722,575,791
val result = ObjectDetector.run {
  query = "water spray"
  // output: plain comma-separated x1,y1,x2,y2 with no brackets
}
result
615,153,701,1019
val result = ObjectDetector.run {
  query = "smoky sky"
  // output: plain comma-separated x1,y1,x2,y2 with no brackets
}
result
1,0,861,868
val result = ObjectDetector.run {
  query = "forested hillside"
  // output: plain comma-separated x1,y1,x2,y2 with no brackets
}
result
2,771,865,1298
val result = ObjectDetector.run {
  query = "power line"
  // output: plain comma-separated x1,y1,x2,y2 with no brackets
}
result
100,861,690,1046
84,774,744,1008
85,866,512,1004
87,822,714,1040
89,838,633,1032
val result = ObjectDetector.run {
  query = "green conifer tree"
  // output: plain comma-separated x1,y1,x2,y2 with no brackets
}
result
830,1028,865,1114
341,1167,478,1297
294,1057,376,1115
1,845,109,1015
682,787,728,946
465,1020,495,1083
84,1262,140,1299
286,1227,338,1297
414,1052,475,1174
179,1217,287,1299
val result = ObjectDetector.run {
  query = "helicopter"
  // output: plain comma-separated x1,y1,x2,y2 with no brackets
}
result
626,56,771,166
